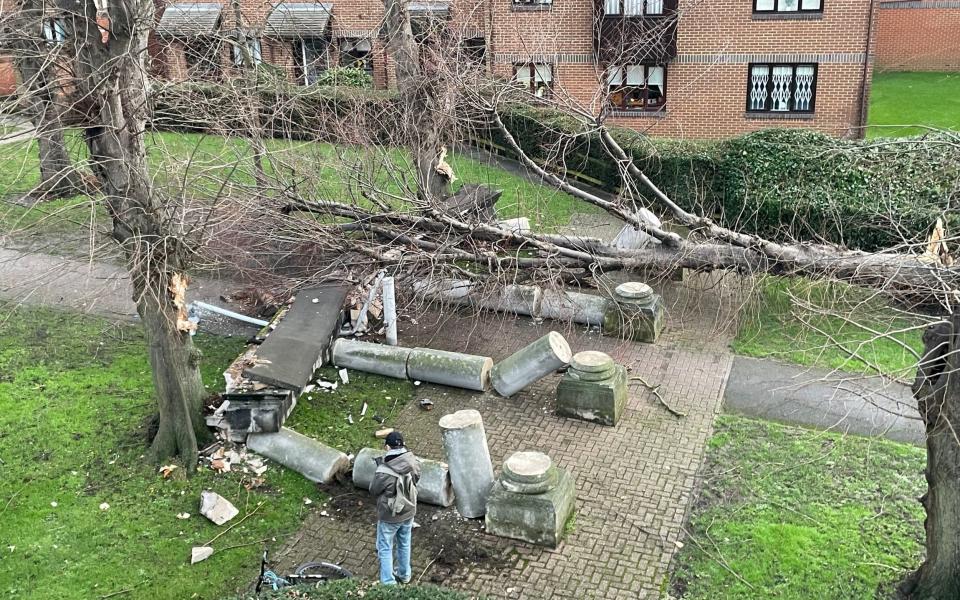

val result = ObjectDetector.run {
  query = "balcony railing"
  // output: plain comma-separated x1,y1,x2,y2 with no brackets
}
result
596,0,678,64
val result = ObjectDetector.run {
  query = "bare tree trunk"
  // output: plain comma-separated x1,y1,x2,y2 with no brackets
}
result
902,317,960,598
72,0,208,466
382,0,453,203
230,0,267,191
13,1,86,199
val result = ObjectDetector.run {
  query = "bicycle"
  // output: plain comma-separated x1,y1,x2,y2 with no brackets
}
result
255,548,353,593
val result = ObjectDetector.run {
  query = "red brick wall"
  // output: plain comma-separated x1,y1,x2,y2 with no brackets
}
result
875,1,960,71
0,57,16,96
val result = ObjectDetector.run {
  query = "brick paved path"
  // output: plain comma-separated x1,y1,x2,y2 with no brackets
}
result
279,295,734,599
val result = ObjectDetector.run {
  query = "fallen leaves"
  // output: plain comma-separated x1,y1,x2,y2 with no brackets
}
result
159,465,178,478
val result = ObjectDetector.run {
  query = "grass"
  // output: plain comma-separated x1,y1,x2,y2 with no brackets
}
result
284,366,415,455
0,303,327,600
868,71,960,137
672,415,926,600
732,276,925,379
0,130,594,242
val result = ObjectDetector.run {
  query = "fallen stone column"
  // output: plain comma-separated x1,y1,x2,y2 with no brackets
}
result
247,427,350,484
539,289,610,326
352,447,456,507
406,348,494,392
412,279,475,306
331,338,411,379
439,409,495,518
475,284,541,316
490,331,573,397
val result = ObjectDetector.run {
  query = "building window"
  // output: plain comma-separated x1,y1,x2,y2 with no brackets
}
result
514,63,552,98
603,0,664,16
461,37,486,65
184,38,222,80
607,65,665,111
231,38,262,68
338,38,373,77
754,0,822,13
294,39,329,85
747,63,817,113
42,18,67,44
513,0,552,5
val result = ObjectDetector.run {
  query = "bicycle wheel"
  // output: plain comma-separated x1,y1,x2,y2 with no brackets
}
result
292,561,353,584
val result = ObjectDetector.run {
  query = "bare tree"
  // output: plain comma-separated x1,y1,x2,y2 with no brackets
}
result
64,0,210,465
7,0,87,199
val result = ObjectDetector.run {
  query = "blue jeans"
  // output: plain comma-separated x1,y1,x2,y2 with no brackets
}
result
376,518,413,585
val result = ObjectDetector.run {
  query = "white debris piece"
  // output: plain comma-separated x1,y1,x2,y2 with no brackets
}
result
339,368,349,384
176,512,191,520
360,403,368,417
191,546,214,564
99,503,110,511
199,491,239,525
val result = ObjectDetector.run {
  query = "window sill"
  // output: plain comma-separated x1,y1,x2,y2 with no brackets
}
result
744,111,815,120
608,109,668,118
751,12,823,21
511,3,552,11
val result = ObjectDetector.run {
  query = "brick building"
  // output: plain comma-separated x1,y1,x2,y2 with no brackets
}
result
0,0,865,139
875,0,960,71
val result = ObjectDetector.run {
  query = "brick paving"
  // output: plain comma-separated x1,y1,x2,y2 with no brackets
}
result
278,277,738,599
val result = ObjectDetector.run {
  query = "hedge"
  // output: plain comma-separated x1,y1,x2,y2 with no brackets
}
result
228,579,472,600
148,82,960,252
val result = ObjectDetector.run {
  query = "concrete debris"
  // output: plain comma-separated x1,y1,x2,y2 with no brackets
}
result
191,546,214,564
99,502,110,511
199,491,239,526
176,512,191,519
490,332,573,397
375,428,394,439
338,368,349,384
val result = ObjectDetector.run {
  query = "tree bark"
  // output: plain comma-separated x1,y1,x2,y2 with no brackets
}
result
71,0,208,466
12,1,86,199
901,317,960,598
382,0,453,203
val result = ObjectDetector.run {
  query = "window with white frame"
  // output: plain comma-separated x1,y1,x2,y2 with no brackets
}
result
754,0,822,13
747,63,817,113
603,0,664,16
42,18,67,44
513,0,552,5
608,65,665,111
232,38,262,68
514,63,553,98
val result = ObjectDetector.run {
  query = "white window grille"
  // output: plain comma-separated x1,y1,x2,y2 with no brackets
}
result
232,38,262,67
747,63,817,113
755,0,822,12
43,18,66,44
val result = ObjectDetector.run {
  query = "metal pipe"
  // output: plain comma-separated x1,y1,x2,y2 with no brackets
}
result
192,301,270,327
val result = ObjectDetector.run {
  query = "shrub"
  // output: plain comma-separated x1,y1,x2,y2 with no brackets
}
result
229,579,473,600
310,67,374,88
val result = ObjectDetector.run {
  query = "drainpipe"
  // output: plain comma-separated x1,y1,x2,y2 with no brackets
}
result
857,0,877,138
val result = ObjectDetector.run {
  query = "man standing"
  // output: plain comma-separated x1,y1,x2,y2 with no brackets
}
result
369,430,421,585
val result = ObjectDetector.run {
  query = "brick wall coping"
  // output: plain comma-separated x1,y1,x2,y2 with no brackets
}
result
879,1,960,8
493,52,869,64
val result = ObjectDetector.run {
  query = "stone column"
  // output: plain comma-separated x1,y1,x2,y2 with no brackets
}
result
331,338,411,379
485,451,576,548
556,351,628,426
352,447,455,507
406,348,493,391
602,282,666,343
247,428,350,484
439,409,495,518
382,276,398,346
490,331,573,397
539,290,610,326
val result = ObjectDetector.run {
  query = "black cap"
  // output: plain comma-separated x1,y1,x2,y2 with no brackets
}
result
385,431,404,449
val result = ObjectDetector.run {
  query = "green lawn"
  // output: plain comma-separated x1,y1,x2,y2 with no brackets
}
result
732,276,925,379
868,71,960,137
0,304,387,599
0,130,594,240
672,415,926,600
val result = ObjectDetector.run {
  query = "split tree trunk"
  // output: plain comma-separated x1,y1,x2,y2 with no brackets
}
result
13,1,86,199
901,316,960,598
71,0,208,466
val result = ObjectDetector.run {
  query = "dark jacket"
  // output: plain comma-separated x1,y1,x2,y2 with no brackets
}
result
369,448,421,523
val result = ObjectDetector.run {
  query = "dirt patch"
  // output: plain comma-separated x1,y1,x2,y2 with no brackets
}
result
324,484,515,584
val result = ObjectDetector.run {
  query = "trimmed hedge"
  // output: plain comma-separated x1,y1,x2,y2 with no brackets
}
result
149,82,960,251
229,579,472,599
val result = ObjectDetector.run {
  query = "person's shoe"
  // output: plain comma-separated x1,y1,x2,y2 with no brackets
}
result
394,572,412,584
